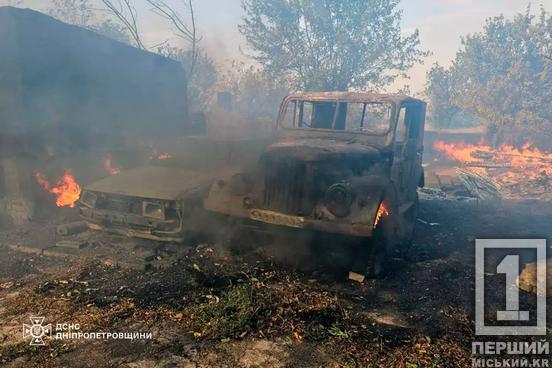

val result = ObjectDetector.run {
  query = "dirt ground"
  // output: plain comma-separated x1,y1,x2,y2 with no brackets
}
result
0,198,551,368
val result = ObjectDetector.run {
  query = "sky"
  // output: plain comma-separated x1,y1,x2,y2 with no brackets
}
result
2,0,551,92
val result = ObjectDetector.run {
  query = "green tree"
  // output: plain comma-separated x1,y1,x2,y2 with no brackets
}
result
429,6,552,146
239,0,427,91
425,64,463,128
218,62,290,123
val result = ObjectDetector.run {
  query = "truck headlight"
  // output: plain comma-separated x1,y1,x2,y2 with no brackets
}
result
324,183,353,218
142,201,165,220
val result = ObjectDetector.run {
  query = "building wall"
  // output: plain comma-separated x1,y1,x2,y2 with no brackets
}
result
0,6,190,151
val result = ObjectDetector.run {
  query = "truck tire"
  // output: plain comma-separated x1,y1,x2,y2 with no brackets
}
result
363,241,387,278
352,224,390,279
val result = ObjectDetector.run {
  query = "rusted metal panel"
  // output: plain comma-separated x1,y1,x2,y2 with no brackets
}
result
284,91,423,104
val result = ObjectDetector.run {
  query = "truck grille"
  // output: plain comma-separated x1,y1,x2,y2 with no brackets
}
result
263,162,306,214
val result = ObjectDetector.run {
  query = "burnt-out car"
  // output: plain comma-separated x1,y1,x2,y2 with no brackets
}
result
204,92,426,276
79,166,212,242
79,136,268,242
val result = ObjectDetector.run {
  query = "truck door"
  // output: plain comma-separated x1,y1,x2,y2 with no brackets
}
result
391,102,425,203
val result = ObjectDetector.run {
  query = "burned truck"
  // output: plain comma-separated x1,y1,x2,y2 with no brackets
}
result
204,92,426,276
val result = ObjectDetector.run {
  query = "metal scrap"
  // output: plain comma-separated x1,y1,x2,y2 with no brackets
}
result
455,168,501,200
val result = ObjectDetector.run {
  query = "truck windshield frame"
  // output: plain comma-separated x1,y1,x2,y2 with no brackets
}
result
278,99,396,136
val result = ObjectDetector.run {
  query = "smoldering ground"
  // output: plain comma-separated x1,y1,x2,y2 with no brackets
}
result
1,197,551,367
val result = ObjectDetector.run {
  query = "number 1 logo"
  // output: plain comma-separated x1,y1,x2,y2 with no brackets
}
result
475,239,546,336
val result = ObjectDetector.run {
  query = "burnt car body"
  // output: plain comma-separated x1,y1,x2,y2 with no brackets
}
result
204,92,426,275
79,165,212,242
78,136,269,242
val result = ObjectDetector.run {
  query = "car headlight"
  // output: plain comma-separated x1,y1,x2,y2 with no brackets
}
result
142,201,165,220
324,183,353,218
80,191,97,208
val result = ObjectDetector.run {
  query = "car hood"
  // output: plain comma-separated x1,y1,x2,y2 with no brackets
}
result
85,166,214,200
265,138,381,162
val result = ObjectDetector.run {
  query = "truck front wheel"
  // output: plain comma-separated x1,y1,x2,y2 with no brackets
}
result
363,241,387,278
352,225,390,278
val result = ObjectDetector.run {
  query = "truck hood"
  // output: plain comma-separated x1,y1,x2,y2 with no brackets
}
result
265,138,381,162
85,166,213,200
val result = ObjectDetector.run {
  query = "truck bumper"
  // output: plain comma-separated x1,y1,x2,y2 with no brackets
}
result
248,208,374,237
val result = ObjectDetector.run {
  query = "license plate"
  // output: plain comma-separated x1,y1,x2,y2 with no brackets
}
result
249,209,304,228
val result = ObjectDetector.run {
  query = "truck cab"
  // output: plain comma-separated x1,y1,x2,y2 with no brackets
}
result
204,92,427,276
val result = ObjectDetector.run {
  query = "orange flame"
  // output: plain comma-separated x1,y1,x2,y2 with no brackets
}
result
433,140,552,175
103,156,121,175
34,170,82,208
433,140,552,194
433,140,491,164
374,202,389,229
157,152,172,160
